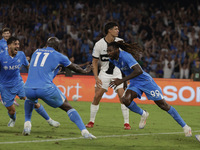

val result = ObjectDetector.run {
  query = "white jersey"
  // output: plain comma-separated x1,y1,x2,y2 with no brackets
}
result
92,37,123,75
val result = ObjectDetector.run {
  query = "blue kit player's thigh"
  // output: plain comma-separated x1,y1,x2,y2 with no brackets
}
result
38,84,66,108
127,84,143,99
1,87,16,107
15,81,26,99
24,88,39,104
139,80,164,101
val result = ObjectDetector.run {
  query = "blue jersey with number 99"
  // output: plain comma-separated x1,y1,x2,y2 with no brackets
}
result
109,50,164,100
25,47,71,88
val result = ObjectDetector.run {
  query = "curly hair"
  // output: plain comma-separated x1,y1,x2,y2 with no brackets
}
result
108,41,143,60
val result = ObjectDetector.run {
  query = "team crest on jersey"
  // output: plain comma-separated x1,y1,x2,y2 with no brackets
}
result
3,66,8,70
17,59,20,63
121,66,129,71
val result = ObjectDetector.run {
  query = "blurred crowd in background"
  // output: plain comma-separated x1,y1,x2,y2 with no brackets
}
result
1,0,200,78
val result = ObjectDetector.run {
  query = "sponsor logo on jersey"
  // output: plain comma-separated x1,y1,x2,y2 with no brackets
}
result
9,64,21,70
3,64,20,70
3,66,8,70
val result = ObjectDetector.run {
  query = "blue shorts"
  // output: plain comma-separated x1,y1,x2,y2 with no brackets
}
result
127,79,164,101
1,81,25,107
25,84,66,108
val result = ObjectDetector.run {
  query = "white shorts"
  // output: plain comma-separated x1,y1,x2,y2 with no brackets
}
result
96,70,123,91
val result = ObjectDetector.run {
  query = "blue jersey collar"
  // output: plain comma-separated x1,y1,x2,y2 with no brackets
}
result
1,38,6,42
45,47,55,50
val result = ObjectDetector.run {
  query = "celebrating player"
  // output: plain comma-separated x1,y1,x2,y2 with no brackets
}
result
23,37,96,139
107,41,192,137
0,28,19,106
0,36,60,128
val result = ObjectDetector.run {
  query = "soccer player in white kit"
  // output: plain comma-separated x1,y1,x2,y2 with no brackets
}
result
85,22,131,130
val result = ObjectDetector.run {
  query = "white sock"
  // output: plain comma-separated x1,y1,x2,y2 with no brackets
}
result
24,121,31,128
89,104,99,122
81,129,89,136
183,124,189,129
141,110,146,116
47,118,52,123
121,104,129,124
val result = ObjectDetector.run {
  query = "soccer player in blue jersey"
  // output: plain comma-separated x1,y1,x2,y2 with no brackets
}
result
0,27,19,106
0,27,11,53
107,41,192,137
23,37,96,139
0,37,60,128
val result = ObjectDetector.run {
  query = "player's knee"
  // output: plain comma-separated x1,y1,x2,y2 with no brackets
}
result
158,103,170,111
121,96,132,107
60,101,73,112
93,95,102,104
34,103,40,108
8,109,15,115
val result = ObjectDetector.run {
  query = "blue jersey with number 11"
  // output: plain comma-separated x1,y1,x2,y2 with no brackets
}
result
25,47,71,88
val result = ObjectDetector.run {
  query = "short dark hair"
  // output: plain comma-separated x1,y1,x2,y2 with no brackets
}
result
104,22,118,35
46,37,60,50
7,37,19,45
2,27,11,34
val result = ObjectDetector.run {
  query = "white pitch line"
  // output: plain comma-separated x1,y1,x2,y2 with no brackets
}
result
0,130,200,144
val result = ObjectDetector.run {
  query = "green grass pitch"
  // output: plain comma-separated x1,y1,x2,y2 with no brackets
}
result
0,99,199,150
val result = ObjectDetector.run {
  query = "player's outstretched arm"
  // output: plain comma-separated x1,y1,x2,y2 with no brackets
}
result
109,64,143,89
67,63,92,74
121,64,143,82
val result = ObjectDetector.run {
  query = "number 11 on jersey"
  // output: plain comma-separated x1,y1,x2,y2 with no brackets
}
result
33,52,50,67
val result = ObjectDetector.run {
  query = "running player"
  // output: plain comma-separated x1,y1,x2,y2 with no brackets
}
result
0,36,60,128
23,37,96,139
107,41,192,137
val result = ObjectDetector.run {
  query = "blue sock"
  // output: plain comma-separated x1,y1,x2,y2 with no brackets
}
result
127,101,143,115
167,106,186,127
8,112,16,121
34,104,50,120
67,108,86,131
24,100,34,122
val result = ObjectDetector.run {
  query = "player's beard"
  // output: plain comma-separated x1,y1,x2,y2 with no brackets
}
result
12,48,18,56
